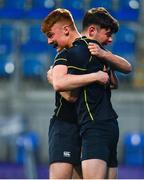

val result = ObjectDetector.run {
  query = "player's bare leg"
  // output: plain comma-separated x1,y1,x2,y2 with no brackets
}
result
82,159,107,179
49,162,73,179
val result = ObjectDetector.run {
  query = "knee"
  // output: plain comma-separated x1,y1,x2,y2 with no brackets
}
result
49,162,73,179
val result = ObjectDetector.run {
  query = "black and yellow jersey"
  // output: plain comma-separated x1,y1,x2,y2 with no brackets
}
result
52,37,118,124
67,37,118,124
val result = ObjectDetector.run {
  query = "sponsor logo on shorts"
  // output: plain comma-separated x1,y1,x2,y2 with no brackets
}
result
63,151,71,157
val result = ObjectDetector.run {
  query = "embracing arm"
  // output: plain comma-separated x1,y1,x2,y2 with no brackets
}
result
103,65,118,89
52,65,109,91
60,89,80,102
55,70,117,102
110,70,118,89
103,52,132,74
47,67,79,102
88,43,132,74
61,70,118,101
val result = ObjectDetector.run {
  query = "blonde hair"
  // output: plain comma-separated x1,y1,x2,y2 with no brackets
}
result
41,8,75,34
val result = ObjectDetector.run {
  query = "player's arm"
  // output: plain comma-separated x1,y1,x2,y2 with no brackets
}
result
52,65,109,91
60,70,117,102
62,70,118,101
109,70,118,89
60,90,80,102
88,43,132,74
47,66,53,86
103,65,118,89
47,66,79,102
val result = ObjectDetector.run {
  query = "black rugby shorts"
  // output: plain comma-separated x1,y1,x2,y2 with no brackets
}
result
48,117,81,166
80,119,119,167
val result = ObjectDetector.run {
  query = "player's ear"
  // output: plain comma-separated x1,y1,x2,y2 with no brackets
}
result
63,25,69,36
88,25,96,37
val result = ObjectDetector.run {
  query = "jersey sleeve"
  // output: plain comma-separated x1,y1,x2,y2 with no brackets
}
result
53,49,68,67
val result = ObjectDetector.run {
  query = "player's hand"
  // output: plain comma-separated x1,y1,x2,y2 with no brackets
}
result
47,66,53,85
95,70,109,85
88,43,106,58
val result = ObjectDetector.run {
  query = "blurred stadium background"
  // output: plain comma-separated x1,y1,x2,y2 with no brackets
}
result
0,0,144,178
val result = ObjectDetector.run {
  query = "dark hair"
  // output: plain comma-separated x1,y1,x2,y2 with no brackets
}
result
82,7,119,33
41,8,75,34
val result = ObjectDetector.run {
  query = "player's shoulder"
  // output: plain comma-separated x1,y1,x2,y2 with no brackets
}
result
68,37,90,56
66,37,91,65
55,48,68,59
73,36,89,47
53,48,68,67
73,36,105,50
73,36,100,46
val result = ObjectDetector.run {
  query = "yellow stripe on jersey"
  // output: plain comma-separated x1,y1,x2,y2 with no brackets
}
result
56,96,63,116
89,56,92,62
81,39,89,45
84,89,94,121
76,38,93,63
68,66,87,71
54,58,67,64
78,37,89,45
